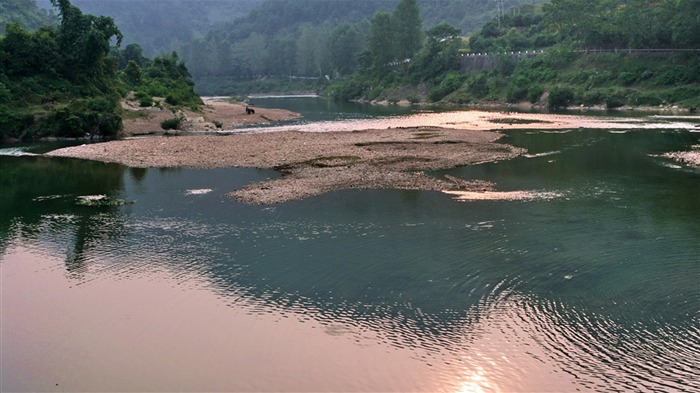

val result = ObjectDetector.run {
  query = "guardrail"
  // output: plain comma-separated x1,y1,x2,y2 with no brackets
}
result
460,48,700,71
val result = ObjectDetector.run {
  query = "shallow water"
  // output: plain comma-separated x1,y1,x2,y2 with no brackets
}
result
1,101,699,392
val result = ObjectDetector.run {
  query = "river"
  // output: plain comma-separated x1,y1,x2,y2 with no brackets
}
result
1,97,699,392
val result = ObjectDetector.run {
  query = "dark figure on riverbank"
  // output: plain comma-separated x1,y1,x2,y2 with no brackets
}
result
246,106,255,115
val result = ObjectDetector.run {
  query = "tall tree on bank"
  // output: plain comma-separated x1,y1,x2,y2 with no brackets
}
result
327,23,365,76
392,0,423,61
366,0,424,72
50,0,122,83
366,12,395,72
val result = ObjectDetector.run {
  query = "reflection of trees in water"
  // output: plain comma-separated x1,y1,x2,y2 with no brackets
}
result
64,212,129,277
0,156,130,274
129,167,147,182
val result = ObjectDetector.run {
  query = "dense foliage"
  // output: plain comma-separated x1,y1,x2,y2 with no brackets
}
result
0,0,57,34
0,0,201,141
332,0,699,110
38,0,265,56
172,0,538,93
328,1,466,102
450,0,700,109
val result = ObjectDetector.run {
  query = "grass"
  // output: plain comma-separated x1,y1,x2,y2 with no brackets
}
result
488,118,552,124
412,131,442,139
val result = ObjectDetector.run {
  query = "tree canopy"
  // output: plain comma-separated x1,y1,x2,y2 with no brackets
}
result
1,0,200,142
0,0,57,34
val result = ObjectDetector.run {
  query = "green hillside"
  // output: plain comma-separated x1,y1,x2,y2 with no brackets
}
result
448,0,700,109
329,0,700,110
1,0,201,142
176,0,542,93
0,0,57,34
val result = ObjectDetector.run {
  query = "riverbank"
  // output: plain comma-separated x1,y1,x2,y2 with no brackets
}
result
46,110,700,204
121,97,300,136
47,126,522,204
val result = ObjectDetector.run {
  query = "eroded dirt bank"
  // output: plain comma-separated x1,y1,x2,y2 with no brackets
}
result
47,127,522,204
121,97,300,136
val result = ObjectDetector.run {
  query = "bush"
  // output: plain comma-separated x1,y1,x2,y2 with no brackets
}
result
618,71,637,86
161,116,184,130
604,90,626,108
527,84,544,103
0,106,34,139
46,107,122,138
548,85,574,110
87,96,116,112
51,109,85,138
164,93,181,106
134,90,153,107
429,71,465,102
137,96,152,107
506,85,527,103
467,73,489,98
580,89,605,106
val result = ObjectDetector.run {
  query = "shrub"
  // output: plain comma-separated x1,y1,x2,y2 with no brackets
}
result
164,93,181,106
161,116,184,130
0,106,34,139
87,96,116,112
632,93,662,107
618,72,637,86
467,73,489,98
527,84,544,103
604,89,626,108
580,89,605,106
548,85,574,110
506,85,527,103
139,97,153,107
429,71,465,102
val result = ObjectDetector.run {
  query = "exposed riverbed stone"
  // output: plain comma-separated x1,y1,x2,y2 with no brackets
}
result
47,109,700,204
47,127,523,204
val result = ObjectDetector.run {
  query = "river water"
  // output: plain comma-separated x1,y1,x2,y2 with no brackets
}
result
1,97,699,392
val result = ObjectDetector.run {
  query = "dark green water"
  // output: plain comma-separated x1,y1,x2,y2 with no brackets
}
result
1,99,699,392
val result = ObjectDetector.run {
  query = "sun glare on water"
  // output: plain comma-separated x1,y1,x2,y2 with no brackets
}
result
455,368,499,393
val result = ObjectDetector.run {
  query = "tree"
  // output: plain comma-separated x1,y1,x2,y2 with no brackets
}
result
392,0,423,61
237,33,267,77
670,0,700,48
367,12,395,70
123,60,142,85
50,0,122,81
296,24,329,77
327,23,365,76
411,22,461,81
117,43,147,69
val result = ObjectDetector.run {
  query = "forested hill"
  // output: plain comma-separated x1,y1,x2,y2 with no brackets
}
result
34,0,538,56
1,0,202,142
29,0,541,89
180,0,541,92
35,0,265,56
446,0,700,110
1,0,57,34
330,0,699,110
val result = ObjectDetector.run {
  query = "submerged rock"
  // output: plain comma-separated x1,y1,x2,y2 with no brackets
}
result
75,195,134,207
